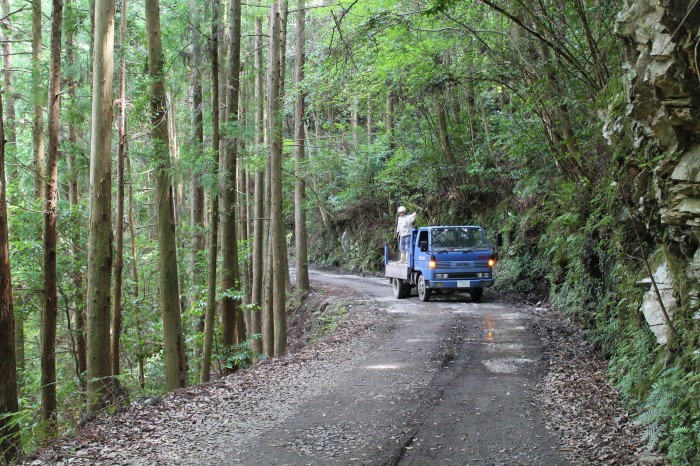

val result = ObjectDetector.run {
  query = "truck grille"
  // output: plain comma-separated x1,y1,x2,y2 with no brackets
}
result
443,272,482,279
435,261,489,268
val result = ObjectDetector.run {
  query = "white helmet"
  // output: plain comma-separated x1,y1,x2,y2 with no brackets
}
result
397,206,406,213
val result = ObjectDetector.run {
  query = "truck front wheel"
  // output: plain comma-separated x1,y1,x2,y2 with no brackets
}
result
470,287,483,302
418,275,431,302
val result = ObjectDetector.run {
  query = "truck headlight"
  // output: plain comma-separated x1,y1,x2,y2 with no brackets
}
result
435,273,448,279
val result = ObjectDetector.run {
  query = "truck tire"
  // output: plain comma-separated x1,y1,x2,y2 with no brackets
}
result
418,275,431,302
392,278,411,299
470,287,483,302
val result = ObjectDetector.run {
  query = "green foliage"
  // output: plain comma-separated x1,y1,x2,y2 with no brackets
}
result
218,335,263,371
493,251,548,298
1,0,694,460
312,303,347,341
633,365,700,462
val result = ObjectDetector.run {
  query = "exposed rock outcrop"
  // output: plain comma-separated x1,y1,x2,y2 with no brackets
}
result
616,0,700,341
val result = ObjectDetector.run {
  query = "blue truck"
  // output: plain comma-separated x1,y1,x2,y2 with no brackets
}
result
384,225,499,302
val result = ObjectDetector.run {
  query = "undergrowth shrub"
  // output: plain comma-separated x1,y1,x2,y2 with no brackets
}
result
493,252,548,300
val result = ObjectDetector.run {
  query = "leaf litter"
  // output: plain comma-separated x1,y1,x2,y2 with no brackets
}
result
22,286,656,465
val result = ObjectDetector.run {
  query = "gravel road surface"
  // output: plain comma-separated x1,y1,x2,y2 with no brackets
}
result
26,269,645,465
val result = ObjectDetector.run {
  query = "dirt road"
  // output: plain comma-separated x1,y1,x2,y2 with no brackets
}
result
29,270,579,465
231,269,566,465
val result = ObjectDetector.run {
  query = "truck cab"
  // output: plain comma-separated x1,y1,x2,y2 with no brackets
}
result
384,225,497,302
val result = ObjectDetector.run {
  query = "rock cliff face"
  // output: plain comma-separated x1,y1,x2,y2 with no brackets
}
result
616,0,700,343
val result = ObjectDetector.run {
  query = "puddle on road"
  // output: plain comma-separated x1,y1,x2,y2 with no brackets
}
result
483,357,534,373
452,309,479,315
484,317,495,341
404,338,434,343
364,363,405,370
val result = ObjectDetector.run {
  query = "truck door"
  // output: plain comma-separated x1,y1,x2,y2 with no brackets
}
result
413,229,430,275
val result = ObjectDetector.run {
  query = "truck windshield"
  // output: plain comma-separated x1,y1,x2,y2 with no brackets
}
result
431,227,487,251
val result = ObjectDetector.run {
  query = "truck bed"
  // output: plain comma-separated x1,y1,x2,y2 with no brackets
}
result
385,261,409,280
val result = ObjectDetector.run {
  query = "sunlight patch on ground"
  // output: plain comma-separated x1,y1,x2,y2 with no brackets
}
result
482,357,534,373
365,364,405,370
386,304,421,314
376,296,401,302
498,313,522,320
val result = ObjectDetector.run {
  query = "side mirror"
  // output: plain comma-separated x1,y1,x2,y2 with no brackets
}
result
419,240,428,252
496,233,503,248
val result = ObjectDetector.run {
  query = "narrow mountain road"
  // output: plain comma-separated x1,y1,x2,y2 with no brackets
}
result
232,269,566,465
27,269,645,465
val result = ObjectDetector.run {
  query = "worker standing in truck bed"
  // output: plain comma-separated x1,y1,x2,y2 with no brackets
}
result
396,206,418,263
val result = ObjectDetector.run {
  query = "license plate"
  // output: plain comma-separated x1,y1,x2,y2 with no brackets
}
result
457,280,472,288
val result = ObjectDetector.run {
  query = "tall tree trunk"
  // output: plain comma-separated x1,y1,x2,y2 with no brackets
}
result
127,155,138,299
87,0,115,410
436,94,456,164
200,0,221,383
29,0,44,388
40,0,63,431
64,0,87,387
126,154,142,387
220,0,244,373
145,0,188,391
3,0,23,378
250,13,264,355
351,98,359,149
111,0,128,378
167,97,188,319
268,0,286,357
261,162,274,357
366,96,372,144
278,0,288,100
1,0,16,177
278,0,292,293
294,0,309,292
0,83,21,466
237,151,249,316
32,0,45,202
190,0,205,355
386,93,394,150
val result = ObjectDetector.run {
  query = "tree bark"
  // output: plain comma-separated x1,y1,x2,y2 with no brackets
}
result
366,96,372,144
40,0,63,430
32,0,45,202
2,0,22,379
0,0,16,178
0,80,21,466
278,0,292,294
262,165,274,357
126,154,142,387
351,98,359,149
386,93,394,150
200,0,221,383
294,0,309,292
268,0,286,357
189,0,206,361
145,0,188,391
250,13,265,355
220,0,245,373
87,0,115,411
64,0,87,387
111,0,128,378
436,94,456,164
